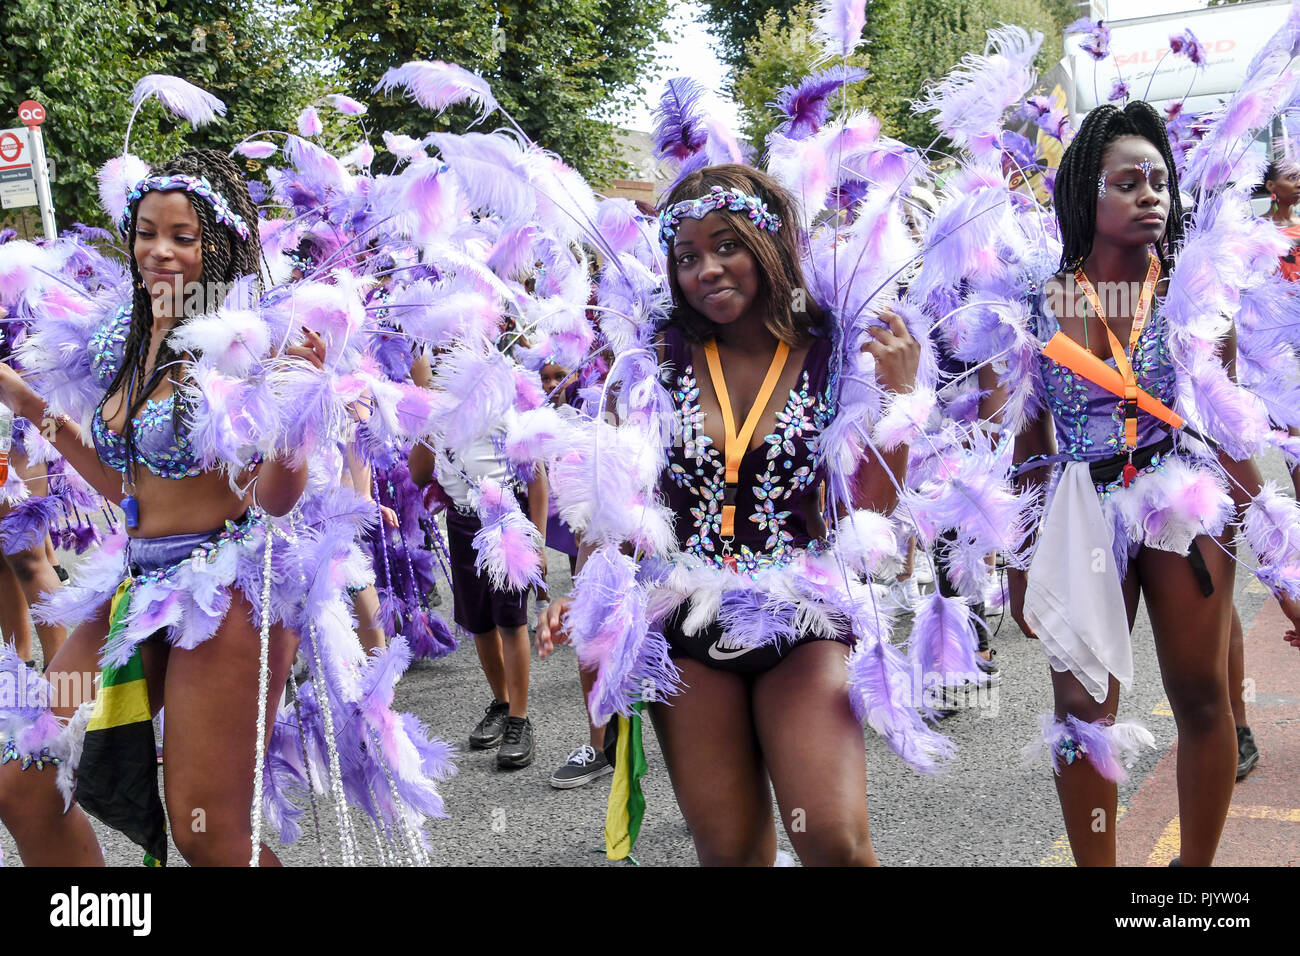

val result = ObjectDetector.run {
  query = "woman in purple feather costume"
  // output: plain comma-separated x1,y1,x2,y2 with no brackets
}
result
1006,101,1300,866
0,146,332,866
0,130,454,866
538,164,926,866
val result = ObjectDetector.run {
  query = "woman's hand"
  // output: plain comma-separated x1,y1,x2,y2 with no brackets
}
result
1008,568,1037,640
863,308,920,395
379,504,399,529
0,363,44,422
535,597,572,659
284,328,327,370
1277,594,1300,650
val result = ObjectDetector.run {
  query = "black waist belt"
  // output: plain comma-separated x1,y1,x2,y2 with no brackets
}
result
1085,435,1215,597
1087,435,1175,486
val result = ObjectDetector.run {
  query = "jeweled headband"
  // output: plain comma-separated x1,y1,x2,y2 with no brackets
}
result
118,173,251,241
658,185,783,254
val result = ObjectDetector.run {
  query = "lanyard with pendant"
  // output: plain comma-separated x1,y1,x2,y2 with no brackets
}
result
1071,251,1162,487
702,338,790,570
120,364,140,529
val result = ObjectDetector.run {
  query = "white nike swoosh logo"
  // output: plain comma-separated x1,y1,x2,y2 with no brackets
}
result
708,641,758,660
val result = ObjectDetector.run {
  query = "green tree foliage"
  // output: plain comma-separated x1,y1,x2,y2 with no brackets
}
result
731,0,1068,152
323,0,671,185
136,1,334,155
1,0,182,228
698,0,800,70
1,0,670,229
730,2,870,148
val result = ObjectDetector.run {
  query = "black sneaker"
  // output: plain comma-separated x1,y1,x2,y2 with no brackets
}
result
469,699,510,749
549,744,614,789
497,716,534,769
1236,725,1259,781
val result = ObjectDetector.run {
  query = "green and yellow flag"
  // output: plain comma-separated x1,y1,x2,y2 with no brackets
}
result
604,702,647,861
75,580,167,866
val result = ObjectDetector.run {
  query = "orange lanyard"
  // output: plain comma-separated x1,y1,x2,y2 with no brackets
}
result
703,338,790,542
1072,252,1162,451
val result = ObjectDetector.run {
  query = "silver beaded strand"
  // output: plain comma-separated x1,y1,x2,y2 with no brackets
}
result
289,512,359,865
250,517,274,867
286,668,328,866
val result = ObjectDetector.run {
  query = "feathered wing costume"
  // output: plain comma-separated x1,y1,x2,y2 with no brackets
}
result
0,237,119,559
325,9,1035,859
916,8,1300,777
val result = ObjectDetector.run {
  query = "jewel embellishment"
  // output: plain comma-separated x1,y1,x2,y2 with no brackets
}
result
659,186,783,253
1097,172,1107,199
119,174,251,240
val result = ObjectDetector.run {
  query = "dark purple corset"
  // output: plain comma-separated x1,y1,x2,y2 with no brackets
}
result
657,325,835,575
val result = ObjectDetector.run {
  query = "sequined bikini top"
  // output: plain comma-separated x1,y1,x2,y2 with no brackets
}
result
88,305,202,480
1032,290,1177,461
658,325,835,574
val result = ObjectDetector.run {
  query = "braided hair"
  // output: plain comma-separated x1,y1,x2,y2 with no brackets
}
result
100,148,262,476
1054,101,1186,273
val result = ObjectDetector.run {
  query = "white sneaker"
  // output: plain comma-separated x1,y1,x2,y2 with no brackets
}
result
983,573,1006,611
886,575,923,613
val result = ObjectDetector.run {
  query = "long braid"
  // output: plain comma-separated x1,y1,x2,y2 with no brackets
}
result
101,148,263,476
1055,100,1185,274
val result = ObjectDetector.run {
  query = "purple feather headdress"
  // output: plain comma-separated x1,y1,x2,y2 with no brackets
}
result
126,75,225,152
772,66,868,142
652,77,710,162
1169,28,1206,67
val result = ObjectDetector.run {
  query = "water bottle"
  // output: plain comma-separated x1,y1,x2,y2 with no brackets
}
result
0,404,12,487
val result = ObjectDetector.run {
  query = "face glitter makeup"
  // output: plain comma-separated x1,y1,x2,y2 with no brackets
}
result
1136,159,1155,180
1097,172,1108,199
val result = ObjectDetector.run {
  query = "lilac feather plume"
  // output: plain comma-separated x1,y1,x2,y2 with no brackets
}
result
129,74,226,128
812,0,868,60
563,546,681,725
297,106,323,137
426,131,536,224
0,495,63,553
907,591,986,691
471,476,543,592
374,61,499,125
327,93,368,116
233,141,278,160
914,26,1044,159
846,632,956,773
773,66,868,141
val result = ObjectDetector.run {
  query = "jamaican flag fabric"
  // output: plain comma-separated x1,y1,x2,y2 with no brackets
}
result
604,702,647,861
74,580,167,866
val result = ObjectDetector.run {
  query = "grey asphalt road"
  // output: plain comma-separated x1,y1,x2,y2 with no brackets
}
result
2,450,1293,867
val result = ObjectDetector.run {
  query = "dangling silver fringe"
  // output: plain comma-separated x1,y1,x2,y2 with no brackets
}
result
368,727,429,866
250,517,274,867
288,512,360,866
286,668,328,866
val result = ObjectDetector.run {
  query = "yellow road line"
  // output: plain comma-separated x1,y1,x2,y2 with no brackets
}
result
1145,806,1300,865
